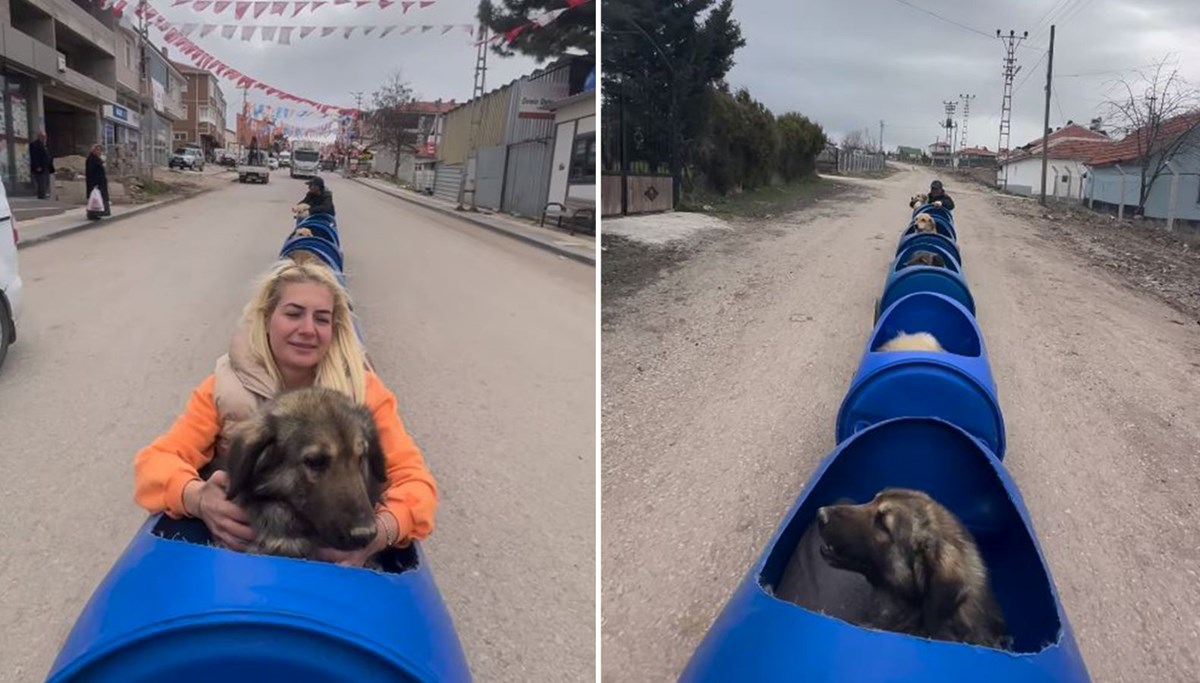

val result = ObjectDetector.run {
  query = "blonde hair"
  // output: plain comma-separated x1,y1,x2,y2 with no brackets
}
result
243,260,367,403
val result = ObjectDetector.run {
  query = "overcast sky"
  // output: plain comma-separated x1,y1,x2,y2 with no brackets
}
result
723,0,1200,151
145,2,546,132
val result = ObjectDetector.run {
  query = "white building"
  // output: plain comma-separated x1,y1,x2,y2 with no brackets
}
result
998,123,1113,198
546,88,595,218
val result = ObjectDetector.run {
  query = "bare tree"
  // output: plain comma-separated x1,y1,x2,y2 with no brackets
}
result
842,127,876,152
1102,56,1200,215
362,71,419,179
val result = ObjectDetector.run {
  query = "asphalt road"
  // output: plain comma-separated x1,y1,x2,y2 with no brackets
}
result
600,167,1200,682
0,173,596,682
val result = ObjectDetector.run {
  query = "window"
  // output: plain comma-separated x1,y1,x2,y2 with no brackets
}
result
125,40,134,70
173,132,187,141
568,132,595,184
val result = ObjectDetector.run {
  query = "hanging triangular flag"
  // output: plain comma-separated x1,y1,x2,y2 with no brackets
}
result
193,0,211,9
401,0,413,12
321,26,337,37
566,0,588,6
173,0,190,5
279,26,294,44
213,0,231,12
300,26,316,38
242,26,257,40
400,25,415,34
379,25,397,37
356,0,370,6
262,26,278,41
343,26,355,38
179,23,199,36
200,24,218,37
311,1,326,11
532,8,565,27
462,24,473,36
291,1,308,17
362,26,376,36
379,0,394,7
234,1,250,18
504,24,525,42
271,1,286,15
222,25,237,38
419,0,434,6
100,0,115,9
253,2,270,18
441,24,453,35
420,24,433,33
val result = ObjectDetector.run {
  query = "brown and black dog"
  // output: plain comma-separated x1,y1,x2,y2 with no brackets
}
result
815,488,1010,648
902,250,946,268
912,213,938,234
223,387,388,562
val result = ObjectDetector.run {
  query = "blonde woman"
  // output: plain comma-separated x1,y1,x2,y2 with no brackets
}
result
133,260,437,566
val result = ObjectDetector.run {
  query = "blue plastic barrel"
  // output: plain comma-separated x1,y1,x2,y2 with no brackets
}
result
678,417,1089,683
894,242,962,274
46,516,472,683
292,219,340,248
280,235,345,275
912,203,954,227
902,215,957,242
841,292,1004,457
876,256,975,323
896,231,962,266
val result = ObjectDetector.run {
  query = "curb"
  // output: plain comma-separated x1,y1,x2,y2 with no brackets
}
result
351,178,596,266
17,186,218,250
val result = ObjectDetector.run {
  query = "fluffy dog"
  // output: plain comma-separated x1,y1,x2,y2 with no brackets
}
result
816,488,1010,648
913,214,938,234
909,193,929,208
878,331,944,352
293,203,311,219
902,250,946,268
222,387,388,562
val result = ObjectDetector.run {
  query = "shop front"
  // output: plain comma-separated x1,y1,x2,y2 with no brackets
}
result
102,103,142,176
0,71,39,195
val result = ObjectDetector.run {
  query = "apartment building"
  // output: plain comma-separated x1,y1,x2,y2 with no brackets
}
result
111,24,186,168
0,0,119,192
171,61,226,157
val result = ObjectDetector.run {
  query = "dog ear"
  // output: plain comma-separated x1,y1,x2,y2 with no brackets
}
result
916,538,968,634
225,413,278,501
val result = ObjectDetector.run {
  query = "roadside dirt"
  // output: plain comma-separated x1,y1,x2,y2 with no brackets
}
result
601,166,1200,682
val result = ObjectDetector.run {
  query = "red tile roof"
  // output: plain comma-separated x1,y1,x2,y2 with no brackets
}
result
959,146,997,157
1087,111,1200,166
398,101,457,115
1021,123,1108,150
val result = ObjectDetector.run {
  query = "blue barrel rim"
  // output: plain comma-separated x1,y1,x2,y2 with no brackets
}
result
891,246,962,274
878,267,976,321
896,231,962,264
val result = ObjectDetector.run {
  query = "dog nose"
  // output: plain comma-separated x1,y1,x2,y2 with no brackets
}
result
817,507,830,529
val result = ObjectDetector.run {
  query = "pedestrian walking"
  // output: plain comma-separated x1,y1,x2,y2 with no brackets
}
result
30,131,54,200
86,144,111,220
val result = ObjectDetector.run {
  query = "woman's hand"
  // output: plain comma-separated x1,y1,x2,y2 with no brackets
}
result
312,513,392,567
188,471,255,551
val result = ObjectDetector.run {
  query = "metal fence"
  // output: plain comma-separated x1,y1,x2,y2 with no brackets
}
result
600,77,676,215
817,146,887,175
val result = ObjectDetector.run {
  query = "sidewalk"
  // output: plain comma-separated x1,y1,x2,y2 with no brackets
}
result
352,177,596,266
16,189,215,249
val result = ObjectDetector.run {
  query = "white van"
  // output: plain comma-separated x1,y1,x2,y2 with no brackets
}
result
0,180,22,369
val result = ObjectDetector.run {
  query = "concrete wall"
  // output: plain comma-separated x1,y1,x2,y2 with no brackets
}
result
1087,145,1200,221
1004,156,1087,201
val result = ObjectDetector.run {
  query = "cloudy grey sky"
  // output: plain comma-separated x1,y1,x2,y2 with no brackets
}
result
723,0,1200,152
145,2,547,131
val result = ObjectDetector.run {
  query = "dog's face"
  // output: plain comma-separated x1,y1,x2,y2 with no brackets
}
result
913,214,937,234
911,193,928,205
903,251,946,268
226,388,388,551
817,489,970,614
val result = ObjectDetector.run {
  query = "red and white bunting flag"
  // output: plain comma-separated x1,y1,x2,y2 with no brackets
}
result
221,25,237,38
300,26,316,38
291,1,309,17
271,1,287,14
321,26,337,37
440,24,453,35
262,26,278,41
379,0,394,7
193,0,212,10
253,2,270,19
172,0,189,5
234,1,250,18
462,24,473,36
399,25,415,34
419,0,434,7
378,25,397,37
241,25,257,40
179,23,199,36
200,24,217,37
310,1,326,10
343,26,355,38
213,0,231,12
362,26,376,36
401,1,413,12
566,0,588,6
356,0,370,6
420,24,433,33
334,0,350,4
532,8,565,27
278,26,294,44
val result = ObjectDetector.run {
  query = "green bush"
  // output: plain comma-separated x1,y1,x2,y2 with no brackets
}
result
776,112,827,181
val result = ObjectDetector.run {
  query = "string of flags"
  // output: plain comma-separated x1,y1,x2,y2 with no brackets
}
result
169,0,439,15
482,0,591,46
175,23,477,42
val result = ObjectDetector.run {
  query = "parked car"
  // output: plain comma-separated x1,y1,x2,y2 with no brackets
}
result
267,156,280,171
0,179,22,370
169,148,205,171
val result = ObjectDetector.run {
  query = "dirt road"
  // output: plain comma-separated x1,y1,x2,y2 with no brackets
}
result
600,167,1200,682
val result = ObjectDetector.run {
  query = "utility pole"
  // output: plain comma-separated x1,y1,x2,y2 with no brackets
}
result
348,91,363,173
996,29,1028,190
1039,25,1056,206
879,119,884,155
136,0,155,179
941,100,957,166
959,93,975,155
457,23,488,211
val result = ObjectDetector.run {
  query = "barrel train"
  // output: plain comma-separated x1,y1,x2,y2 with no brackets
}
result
46,211,473,683
679,199,1093,681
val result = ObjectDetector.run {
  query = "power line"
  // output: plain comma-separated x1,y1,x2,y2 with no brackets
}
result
1030,0,1072,36
889,0,994,39
1014,50,1048,95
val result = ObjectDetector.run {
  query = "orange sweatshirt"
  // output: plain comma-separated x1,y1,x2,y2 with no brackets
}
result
133,373,438,543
